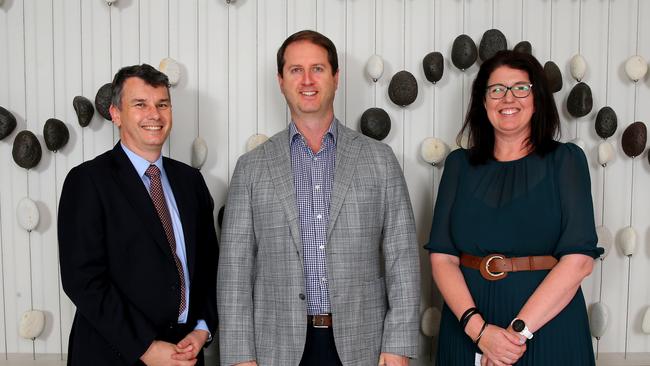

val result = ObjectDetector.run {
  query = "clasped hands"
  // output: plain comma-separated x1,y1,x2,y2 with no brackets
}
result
140,329,209,366
476,323,527,366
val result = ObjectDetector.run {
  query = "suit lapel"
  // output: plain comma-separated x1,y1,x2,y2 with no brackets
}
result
110,144,172,257
328,123,361,239
164,159,197,280
265,130,303,257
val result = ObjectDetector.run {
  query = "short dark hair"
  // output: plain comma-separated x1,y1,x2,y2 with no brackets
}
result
277,30,339,76
458,50,560,164
111,64,170,109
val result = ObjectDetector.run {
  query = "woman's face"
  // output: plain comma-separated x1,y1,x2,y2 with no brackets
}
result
484,66,535,140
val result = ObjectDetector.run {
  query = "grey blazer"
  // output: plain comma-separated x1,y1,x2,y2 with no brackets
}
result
217,121,420,366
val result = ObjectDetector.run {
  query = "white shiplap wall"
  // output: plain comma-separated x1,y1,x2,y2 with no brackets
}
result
1,0,650,363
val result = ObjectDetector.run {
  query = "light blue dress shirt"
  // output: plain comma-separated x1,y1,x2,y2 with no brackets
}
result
121,143,208,334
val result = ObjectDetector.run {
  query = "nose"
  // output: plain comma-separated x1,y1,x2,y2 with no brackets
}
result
302,70,314,85
502,88,516,102
146,104,160,119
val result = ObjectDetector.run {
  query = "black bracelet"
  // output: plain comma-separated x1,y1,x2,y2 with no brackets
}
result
474,321,488,344
459,307,481,330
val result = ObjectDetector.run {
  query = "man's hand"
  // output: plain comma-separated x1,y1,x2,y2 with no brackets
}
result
171,330,210,361
378,352,409,366
140,340,197,366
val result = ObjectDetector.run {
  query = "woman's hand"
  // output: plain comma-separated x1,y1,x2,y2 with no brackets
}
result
478,324,526,366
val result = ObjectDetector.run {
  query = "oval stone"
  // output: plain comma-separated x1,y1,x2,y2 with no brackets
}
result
544,61,563,93
17,197,39,232
513,41,532,54
595,106,617,139
589,302,609,339
12,130,42,169
0,106,17,140
360,107,391,140
451,34,477,70
366,54,384,82
422,52,444,84
567,82,593,118
43,118,69,152
388,71,418,107
19,310,45,340
570,54,587,81
618,225,637,256
621,121,647,158
95,83,113,121
479,29,507,61
73,96,94,127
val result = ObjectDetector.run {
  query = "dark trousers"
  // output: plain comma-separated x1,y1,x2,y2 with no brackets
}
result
136,322,205,366
299,323,343,366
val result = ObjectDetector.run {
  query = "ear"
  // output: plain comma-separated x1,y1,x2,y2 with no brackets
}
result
109,104,121,127
277,73,285,94
334,70,340,90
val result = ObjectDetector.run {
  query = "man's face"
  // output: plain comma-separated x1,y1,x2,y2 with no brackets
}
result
278,40,339,121
109,77,172,160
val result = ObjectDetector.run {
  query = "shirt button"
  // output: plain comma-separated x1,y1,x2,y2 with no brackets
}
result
313,157,318,161
299,293,306,300
316,214,322,219
315,185,320,190
319,245,324,250
321,277,327,283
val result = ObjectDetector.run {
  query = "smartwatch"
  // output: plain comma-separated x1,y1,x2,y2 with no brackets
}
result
510,318,533,340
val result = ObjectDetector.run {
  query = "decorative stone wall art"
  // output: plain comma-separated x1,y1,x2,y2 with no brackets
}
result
478,29,507,62
422,52,444,84
624,55,648,82
618,226,637,257
12,130,42,169
366,55,384,82
642,307,650,334
513,41,532,54
19,310,45,339
191,136,208,169
43,118,69,152
16,197,39,232
596,225,613,259
246,133,269,152
589,302,609,339
0,106,17,140
73,96,94,127
95,83,113,121
598,141,614,167
360,107,391,141
544,61,563,93
451,34,477,71
621,121,647,158
570,54,587,82
421,137,450,166
595,106,617,139
388,71,418,107
567,82,593,118
159,58,181,86
421,306,441,337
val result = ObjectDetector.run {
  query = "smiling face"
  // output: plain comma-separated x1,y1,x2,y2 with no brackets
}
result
278,40,339,123
484,66,535,140
109,77,172,161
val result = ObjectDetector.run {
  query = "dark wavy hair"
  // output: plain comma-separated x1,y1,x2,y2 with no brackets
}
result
111,64,170,109
277,30,339,76
458,50,560,165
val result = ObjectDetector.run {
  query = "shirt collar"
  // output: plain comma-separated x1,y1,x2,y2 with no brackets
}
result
120,142,164,178
289,118,338,147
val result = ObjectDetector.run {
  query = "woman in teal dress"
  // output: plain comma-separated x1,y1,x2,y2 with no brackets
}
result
426,50,602,366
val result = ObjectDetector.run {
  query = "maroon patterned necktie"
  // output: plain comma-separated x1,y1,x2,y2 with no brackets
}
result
145,164,187,315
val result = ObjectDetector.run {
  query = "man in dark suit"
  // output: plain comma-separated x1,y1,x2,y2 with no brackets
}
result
58,64,218,366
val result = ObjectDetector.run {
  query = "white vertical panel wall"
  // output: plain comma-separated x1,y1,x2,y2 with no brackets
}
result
0,0,649,362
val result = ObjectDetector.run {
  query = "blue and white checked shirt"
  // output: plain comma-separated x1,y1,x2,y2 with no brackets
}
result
290,120,337,315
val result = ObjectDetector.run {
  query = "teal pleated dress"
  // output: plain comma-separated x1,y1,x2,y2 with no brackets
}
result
425,142,603,366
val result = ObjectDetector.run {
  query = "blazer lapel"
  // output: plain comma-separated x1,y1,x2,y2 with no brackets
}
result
265,130,303,258
110,144,172,257
328,123,361,239
164,159,197,280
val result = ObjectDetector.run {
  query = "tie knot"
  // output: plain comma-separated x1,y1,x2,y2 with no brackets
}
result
145,164,161,179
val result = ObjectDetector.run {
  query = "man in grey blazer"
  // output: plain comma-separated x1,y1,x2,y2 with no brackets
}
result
217,30,420,366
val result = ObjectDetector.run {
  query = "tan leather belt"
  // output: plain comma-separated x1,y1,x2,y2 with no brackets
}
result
308,314,332,328
460,253,558,281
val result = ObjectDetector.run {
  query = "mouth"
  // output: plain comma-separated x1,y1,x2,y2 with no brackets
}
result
300,91,317,97
141,125,163,131
499,108,520,115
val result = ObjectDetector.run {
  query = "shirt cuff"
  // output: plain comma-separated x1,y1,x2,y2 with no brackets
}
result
194,319,212,342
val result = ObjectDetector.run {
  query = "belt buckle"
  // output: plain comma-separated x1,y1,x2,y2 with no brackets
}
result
312,314,330,329
479,254,507,281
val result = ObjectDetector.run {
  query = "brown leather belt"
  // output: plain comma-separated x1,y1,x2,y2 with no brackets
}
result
460,253,558,281
308,314,332,328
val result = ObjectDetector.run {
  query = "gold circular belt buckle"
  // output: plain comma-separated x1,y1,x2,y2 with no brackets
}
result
479,254,507,281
